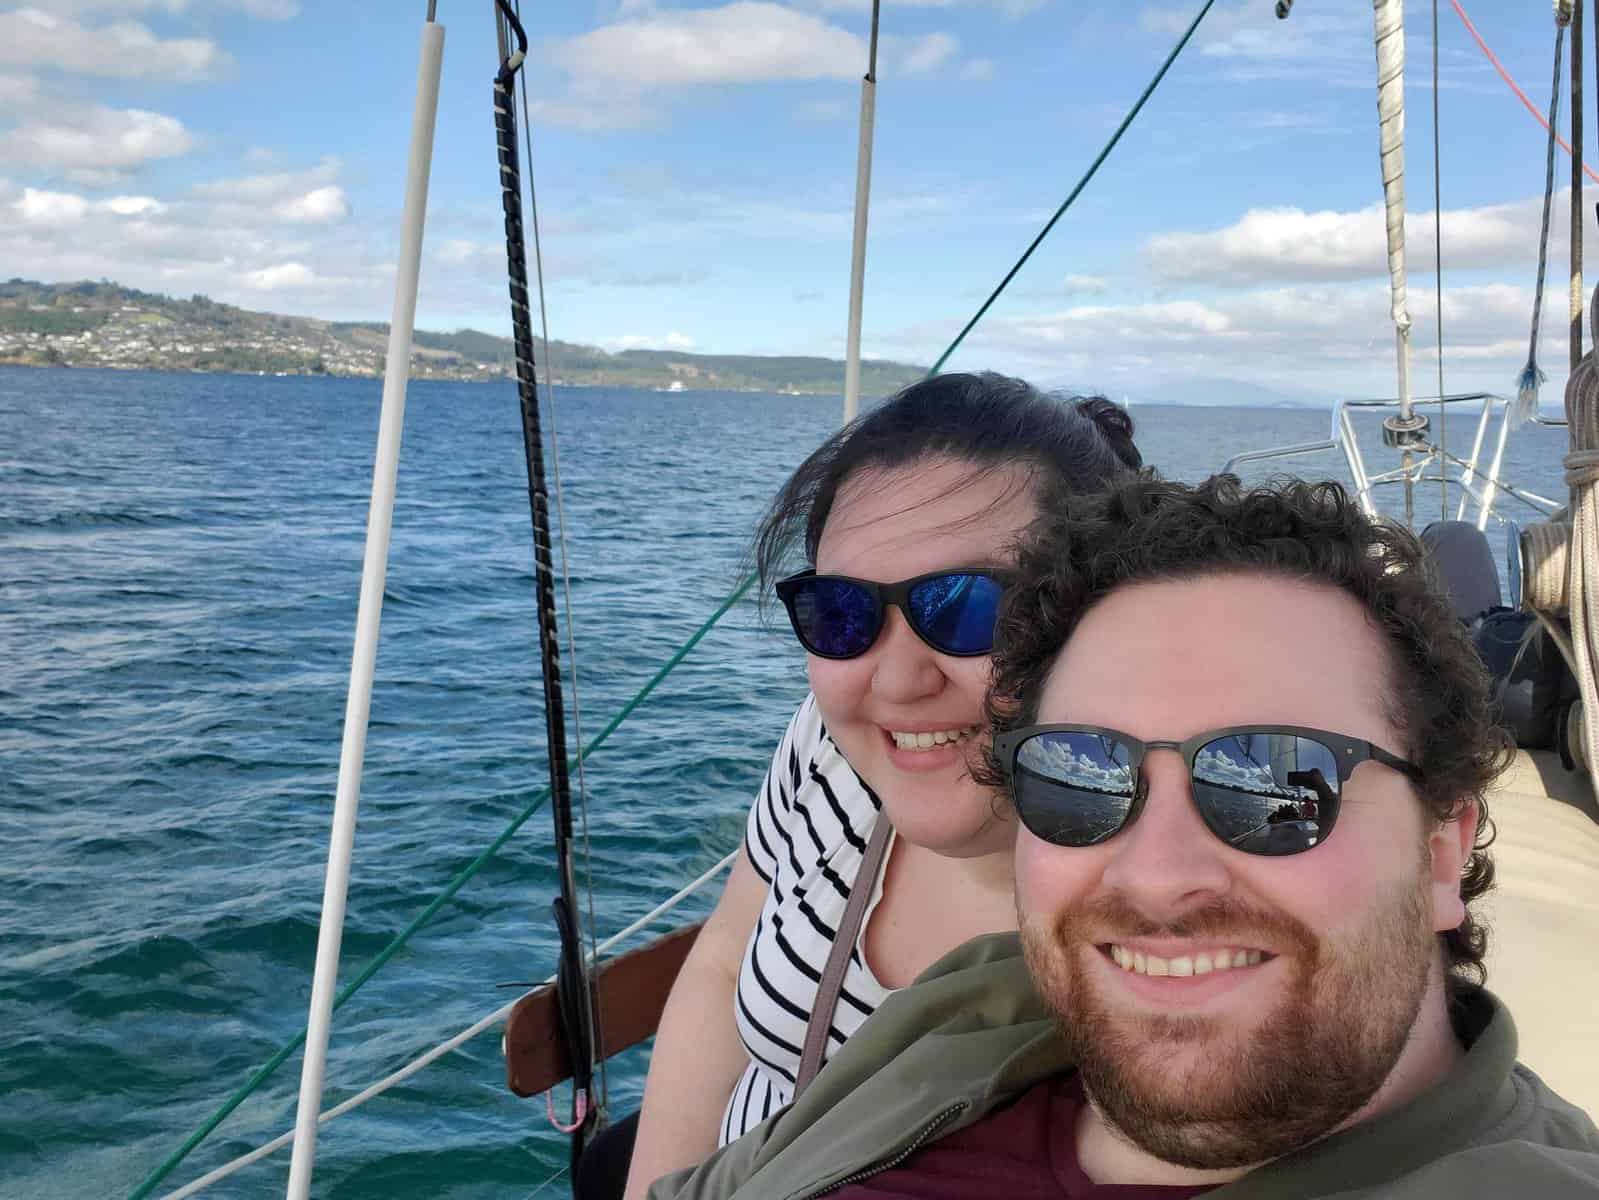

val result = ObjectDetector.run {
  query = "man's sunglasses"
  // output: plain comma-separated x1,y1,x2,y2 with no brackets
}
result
992,724,1424,857
774,568,1006,660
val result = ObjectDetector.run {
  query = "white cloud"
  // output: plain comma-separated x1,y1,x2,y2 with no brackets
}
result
0,106,195,176
273,185,351,224
243,262,319,290
891,31,959,75
936,279,1547,396
1062,273,1107,295
804,0,951,9
552,3,861,89
15,187,90,224
0,8,230,81
793,97,849,122
196,158,341,202
801,0,1037,12
1010,298,1235,341
1145,194,1599,286
436,239,487,265
1140,0,1371,85
228,0,299,16
0,73,38,105
606,332,697,351
35,0,299,17
15,187,169,222
527,97,659,131
101,194,167,216
535,4,973,128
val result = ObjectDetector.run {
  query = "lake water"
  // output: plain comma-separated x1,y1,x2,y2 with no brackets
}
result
0,365,1572,1199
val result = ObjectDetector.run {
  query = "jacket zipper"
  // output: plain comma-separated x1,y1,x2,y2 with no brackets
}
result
790,1103,969,1200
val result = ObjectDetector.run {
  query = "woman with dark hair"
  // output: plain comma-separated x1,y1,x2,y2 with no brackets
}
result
605,372,1142,1199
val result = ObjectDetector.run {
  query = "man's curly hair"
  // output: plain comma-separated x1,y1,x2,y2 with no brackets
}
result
982,474,1514,990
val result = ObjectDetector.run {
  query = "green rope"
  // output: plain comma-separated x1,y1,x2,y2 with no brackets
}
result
927,0,1217,377
128,572,757,1200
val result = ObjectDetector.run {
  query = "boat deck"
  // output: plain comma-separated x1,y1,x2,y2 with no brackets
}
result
1482,749,1599,1116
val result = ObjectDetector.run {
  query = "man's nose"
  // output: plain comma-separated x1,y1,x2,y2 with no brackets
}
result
1099,749,1232,912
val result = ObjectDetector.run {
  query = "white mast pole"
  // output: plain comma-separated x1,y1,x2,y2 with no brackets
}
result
842,0,881,425
284,11,445,1199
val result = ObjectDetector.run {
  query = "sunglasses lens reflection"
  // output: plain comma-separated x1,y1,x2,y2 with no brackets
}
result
1190,734,1339,856
790,577,881,657
907,572,1004,655
1013,731,1137,847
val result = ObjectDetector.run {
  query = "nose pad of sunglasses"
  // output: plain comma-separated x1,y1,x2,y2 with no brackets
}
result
1126,771,1150,824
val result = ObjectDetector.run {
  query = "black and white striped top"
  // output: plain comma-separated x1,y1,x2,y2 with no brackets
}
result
720,693,894,1146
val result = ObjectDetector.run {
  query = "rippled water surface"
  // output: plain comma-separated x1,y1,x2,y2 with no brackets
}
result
0,366,1570,1198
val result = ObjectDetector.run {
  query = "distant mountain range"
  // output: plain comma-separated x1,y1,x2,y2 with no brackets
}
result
0,279,929,395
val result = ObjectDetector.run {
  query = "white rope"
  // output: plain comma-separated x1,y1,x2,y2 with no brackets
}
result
523,1163,572,1198
159,850,738,1200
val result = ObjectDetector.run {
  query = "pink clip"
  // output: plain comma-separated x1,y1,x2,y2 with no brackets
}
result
546,1086,589,1134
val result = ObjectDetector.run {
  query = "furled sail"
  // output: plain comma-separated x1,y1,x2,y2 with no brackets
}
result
1373,0,1415,420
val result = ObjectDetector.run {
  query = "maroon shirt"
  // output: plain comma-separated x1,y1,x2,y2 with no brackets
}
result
832,1075,1214,1200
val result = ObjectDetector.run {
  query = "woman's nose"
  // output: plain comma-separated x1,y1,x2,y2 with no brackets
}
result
868,607,947,701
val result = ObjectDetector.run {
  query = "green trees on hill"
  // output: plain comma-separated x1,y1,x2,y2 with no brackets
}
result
0,279,929,393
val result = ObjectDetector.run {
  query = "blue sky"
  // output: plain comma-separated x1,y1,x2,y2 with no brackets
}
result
2,1,1593,402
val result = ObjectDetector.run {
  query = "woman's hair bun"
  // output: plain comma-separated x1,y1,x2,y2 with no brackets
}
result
1073,395,1142,470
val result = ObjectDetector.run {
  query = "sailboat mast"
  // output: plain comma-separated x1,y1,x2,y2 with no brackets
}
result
1372,0,1423,525
284,10,446,1199
842,0,881,425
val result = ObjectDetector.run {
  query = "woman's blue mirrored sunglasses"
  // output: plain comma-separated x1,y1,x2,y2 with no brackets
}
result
774,568,1006,659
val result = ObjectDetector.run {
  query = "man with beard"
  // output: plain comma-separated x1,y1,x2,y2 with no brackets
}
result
647,477,1599,1200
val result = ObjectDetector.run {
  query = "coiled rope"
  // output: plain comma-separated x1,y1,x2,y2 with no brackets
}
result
1522,296,1599,794
1524,520,1574,613
1561,303,1599,788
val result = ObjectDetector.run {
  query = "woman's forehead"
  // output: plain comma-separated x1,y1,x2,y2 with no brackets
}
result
817,460,1037,572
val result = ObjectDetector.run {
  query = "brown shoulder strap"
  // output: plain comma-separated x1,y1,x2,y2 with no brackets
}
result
792,816,893,1100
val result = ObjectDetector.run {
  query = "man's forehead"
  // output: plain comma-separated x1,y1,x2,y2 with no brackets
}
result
1038,571,1398,742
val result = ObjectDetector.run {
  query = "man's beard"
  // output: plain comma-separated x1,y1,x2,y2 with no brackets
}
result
1020,863,1434,1170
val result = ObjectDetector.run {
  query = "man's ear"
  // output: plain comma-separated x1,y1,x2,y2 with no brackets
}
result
1428,799,1479,933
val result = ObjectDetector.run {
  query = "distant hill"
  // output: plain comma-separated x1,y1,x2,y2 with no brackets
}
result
0,278,928,395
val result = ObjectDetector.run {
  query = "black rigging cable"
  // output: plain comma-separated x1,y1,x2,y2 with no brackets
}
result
509,0,611,1125
492,0,601,1164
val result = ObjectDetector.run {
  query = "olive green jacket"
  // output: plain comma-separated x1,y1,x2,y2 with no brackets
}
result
648,933,1599,1200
